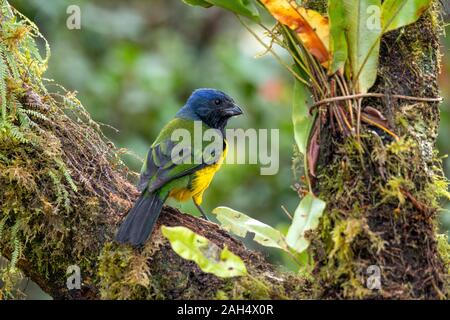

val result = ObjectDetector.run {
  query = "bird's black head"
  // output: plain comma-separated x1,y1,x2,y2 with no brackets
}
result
176,88,243,132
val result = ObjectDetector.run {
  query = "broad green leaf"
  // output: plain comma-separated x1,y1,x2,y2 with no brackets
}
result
292,80,313,155
286,194,326,253
212,206,289,251
343,0,382,93
382,0,432,33
206,0,260,21
328,0,348,75
162,226,247,278
182,0,212,8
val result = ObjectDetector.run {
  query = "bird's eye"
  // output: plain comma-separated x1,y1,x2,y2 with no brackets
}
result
214,99,221,105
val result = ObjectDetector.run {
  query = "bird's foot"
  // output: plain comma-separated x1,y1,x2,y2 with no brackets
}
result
195,203,210,221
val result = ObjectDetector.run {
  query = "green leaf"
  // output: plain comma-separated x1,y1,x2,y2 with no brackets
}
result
162,225,247,278
212,206,289,251
286,194,326,253
181,0,259,20
328,0,348,75
205,0,260,20
182,0,213,7
292,80,313,155
343,0,382,93
381,0,432,33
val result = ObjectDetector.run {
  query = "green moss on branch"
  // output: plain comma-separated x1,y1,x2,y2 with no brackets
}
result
0,1,307,300
299,0,449,299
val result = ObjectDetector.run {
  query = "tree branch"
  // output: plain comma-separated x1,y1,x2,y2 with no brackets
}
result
0,2,306,300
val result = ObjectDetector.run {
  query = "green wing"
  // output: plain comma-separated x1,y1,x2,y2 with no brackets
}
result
138,118,222,193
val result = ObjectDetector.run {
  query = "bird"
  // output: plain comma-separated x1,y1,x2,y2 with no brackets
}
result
116,88,243,246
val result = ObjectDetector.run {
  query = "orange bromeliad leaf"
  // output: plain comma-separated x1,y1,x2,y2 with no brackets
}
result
261,0,330,66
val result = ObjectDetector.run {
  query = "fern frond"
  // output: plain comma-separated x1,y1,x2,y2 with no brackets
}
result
0,152,9,164
17,108,31,128
20,108,49,122
0,47,8,121
8,124,30,144
4,49,20,79
9,239,21,271
0,215,9,241
10,218,21,240
56,159,78,193
48,169,71,213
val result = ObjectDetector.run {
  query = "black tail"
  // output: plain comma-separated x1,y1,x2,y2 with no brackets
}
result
115,192,164,246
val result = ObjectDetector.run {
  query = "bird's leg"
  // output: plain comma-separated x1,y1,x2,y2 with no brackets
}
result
194,202,210,221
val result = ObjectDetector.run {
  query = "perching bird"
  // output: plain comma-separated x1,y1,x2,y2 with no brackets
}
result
116,88,243,246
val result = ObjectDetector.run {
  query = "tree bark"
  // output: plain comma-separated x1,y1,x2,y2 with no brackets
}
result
303,0,449,299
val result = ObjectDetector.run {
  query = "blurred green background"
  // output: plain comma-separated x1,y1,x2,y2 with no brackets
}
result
8,0,450,274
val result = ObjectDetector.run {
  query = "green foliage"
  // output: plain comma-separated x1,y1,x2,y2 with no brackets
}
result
342,0,382,93
161,226,248,278
286,194,326,253
0,53,7,121
56,159,78,192
292,79,315,192
382,0,432,33
0,1,53,296
292,80,313,156
327,0,432,92
183,0,260,20
211,204,319,275
207,0,259,20
0,0,138,299
4,0,446,299
436,234,450,283
328,0,348,74
212,206,289,251
9,238,22,271
182,0,213,8
0,216,7,240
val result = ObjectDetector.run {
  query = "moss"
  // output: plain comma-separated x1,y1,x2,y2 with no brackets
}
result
436,234,450,296
302,0,327,14
97,224,310,300
312,123,448,298
301,2,449,299
1,0,447,300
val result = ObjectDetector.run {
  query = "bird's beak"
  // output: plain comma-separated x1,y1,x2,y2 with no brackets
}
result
223,103,243,117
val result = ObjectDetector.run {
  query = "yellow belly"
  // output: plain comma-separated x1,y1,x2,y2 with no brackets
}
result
169,143,227,205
